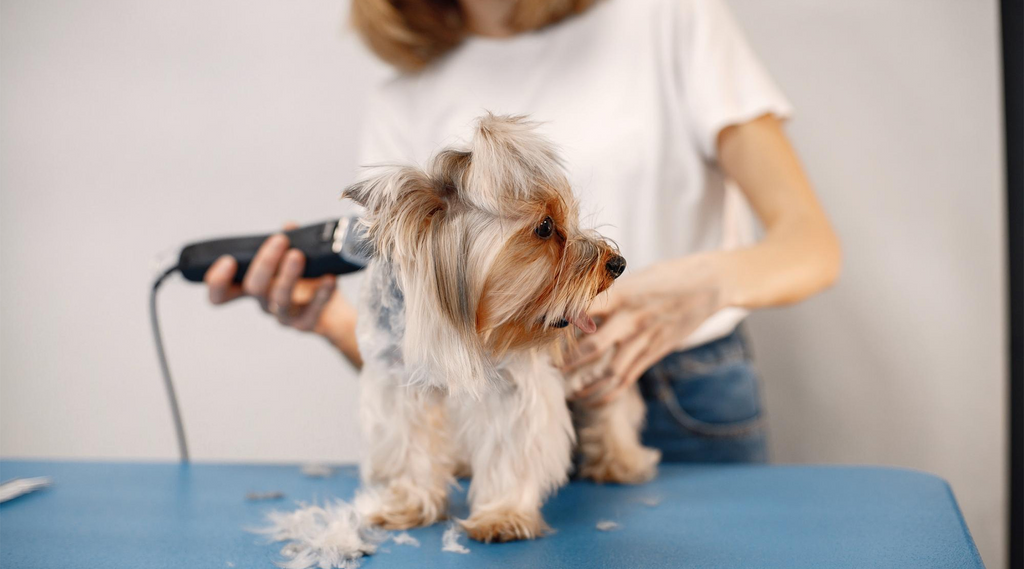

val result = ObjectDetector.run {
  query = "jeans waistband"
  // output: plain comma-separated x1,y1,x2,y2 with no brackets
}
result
655,326,752,378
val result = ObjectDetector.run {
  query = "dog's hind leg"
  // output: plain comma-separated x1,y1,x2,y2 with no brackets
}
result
360,372,454,530
452,354,574,543
575,383,661,484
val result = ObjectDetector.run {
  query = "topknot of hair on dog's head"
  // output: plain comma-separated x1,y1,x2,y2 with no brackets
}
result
464,113,567,212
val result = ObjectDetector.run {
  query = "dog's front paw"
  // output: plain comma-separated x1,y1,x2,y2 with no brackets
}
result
580,445,661,485
369,510,442,530
461,509,549,543
367,488,447,530
369,504,446,530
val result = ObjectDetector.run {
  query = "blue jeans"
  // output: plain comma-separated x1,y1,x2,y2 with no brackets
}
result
638,327,768,463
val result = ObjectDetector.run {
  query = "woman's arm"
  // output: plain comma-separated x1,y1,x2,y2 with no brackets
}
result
715,113,841,309
314,291,363,369
565,114,840,404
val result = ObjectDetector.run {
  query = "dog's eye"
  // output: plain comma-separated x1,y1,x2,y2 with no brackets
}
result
535,216,554,239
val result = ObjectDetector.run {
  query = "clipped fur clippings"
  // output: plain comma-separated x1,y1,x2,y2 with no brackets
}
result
391,532,420,547
441,523,471,554
595,520,621,531
251,496,387,569
637,496,662,507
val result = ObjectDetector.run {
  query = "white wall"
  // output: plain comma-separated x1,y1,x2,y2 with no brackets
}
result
730,2,1007,568
0,1,1006,567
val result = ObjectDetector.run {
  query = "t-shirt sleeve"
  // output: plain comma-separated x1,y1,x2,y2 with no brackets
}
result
674,0,793,159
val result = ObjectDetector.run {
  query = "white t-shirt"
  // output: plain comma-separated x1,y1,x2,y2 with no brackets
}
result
357,0,791,349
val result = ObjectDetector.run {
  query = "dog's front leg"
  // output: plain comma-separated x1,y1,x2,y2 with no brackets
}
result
576,382,661,484
360,369,453,530
451,356,574,542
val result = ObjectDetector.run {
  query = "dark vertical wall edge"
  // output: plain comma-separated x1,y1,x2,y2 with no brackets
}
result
1001,1,1023,568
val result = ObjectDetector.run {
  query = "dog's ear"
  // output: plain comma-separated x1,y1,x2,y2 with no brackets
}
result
342,166,448,261
342,165,437,220
429,149,472,199
343,149,475,257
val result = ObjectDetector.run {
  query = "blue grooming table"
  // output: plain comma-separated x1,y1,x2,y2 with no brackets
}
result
0,461,982,568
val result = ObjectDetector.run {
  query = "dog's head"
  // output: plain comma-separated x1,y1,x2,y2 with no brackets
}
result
345,114,623,396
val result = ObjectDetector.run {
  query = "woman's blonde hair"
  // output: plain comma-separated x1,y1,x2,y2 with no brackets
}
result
351,0,597,72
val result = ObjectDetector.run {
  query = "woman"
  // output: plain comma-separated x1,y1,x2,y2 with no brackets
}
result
205,0,840,463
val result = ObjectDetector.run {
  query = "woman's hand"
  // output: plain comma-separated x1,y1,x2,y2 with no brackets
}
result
566,114,842,407
564,254,725,406
203,223,363,368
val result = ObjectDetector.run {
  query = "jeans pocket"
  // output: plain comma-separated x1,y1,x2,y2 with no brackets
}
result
649,359,764,439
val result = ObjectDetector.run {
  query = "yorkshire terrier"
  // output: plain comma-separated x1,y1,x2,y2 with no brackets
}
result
344,114,660,543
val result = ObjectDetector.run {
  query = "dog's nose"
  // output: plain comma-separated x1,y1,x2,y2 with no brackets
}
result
605,255,626,279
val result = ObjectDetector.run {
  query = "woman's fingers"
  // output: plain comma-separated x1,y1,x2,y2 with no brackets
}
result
205,255,244,304
563,308,647,373
609,325,660,380
268,249,306,324
590,376,637,408
203,224,345,339
565,311,648,398
290,277,337,331
291,279,320,306
562,312,626,372
242,234,289,308
569,370,615,400
591,329,665,407
563,339,606,374
578,328,655,407
568,318,648,401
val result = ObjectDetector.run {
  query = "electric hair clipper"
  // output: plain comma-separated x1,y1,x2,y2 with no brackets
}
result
176,217,371,283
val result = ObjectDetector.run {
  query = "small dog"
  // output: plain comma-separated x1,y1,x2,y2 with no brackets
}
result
344,114,660,543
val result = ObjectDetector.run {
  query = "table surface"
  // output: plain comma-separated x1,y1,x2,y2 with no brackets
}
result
0,461,982,569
